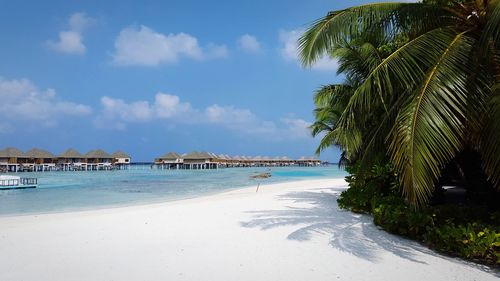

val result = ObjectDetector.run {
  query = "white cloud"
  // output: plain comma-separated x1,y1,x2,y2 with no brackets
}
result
100,96,154,122
203,104,279,135
95,93,192,129
47,31,85,54
111,25,228,66
154,93,192,118
279,29,338,71
0,78,92,128
206,43,229,59
205,105,255,125
68,12,95,32
95,92,313,141
238,34,261,53
280,118,312,139
46,12,95,55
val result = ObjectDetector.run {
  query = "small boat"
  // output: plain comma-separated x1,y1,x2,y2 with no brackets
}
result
0,175,38,190
250,172,272,179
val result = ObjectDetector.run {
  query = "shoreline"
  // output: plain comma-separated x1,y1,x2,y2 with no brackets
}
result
0,178,497,281
0,177,342,218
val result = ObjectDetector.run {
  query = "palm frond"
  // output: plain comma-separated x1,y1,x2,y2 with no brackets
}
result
310,118,334,137
357,91,409,171
333,28,464,158
314,130,337,155
338,151,350,168
298,2,447,67
480,82,500,188
388,31,476,206
347,28,462,117
313,84,353,107
484,0,500,45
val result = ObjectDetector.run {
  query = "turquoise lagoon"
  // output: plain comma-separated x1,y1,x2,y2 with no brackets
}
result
0,166,346,215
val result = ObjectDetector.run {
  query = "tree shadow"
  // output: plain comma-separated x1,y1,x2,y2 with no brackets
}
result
241,187,500,275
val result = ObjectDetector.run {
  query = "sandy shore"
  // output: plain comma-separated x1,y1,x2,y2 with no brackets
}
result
0,178,497,281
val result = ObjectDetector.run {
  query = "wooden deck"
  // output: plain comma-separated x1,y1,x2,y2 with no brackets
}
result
0,177,37,190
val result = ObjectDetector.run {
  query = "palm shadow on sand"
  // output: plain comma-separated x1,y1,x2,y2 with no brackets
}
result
240,186,499,276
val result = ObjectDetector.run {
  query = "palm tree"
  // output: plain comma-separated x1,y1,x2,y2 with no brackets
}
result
299,0,500,206
310,34,395,154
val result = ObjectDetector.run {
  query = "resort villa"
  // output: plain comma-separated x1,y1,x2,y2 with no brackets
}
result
1,147,319,172
155,151,321,169
111,151,132,167
0,147,131,172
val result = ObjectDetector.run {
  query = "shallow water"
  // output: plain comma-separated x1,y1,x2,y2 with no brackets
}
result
0,166,346,215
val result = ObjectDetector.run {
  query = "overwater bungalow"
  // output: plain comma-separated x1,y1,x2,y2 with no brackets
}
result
297,156,321,167
0,147,28,172
85,150,113,171
58,149,86,171
25,148,57,172
182,151,219,169
0,147,132,173
217,154,228,167
279,156,293,166
111,151,131,170
231,156,242,167
155,152,183,169
152,151,324,170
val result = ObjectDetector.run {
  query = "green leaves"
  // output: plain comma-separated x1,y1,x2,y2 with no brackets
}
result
480,83,500,187
484,0,500,45
298,2,446,68
389,32,476,205
303,0,500,207
342,28,461,121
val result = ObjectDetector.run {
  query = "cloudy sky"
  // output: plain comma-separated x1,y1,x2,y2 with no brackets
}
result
0,0,371,161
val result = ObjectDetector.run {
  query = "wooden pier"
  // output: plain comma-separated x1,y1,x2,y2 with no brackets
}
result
0,147,131,173
154,151,322,170
0,177,38,189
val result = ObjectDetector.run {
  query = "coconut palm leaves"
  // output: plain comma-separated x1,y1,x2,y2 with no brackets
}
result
301,0,500,207
389,32,478,205
298,2,447,67
311,84,354,154
310,37,386,158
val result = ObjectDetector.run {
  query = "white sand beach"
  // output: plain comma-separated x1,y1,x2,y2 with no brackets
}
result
0,178,497,281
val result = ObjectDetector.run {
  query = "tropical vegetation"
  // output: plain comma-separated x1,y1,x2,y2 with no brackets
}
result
302,0,500,207
301,0,500,265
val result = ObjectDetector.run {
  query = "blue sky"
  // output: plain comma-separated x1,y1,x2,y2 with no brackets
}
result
0,0,374,162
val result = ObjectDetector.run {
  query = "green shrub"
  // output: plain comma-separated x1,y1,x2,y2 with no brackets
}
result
337,163,500,265
337,182,379,213
338,163,399,213
372,197,434,239
371,201,500,264
425,223,500,264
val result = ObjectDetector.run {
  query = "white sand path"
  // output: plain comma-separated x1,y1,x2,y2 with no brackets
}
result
0,178,497,281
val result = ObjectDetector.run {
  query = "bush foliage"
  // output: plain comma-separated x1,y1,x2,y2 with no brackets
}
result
338,164,500,266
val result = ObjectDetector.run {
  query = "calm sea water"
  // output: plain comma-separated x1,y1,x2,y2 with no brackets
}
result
0,166,346,215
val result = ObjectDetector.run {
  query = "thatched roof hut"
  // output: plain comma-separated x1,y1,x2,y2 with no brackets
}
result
0,147,27,158
183,151,215,160
58,148,83,158
85,149,112,159
111,151,130,159
159,152,181,160
26,148,55,159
